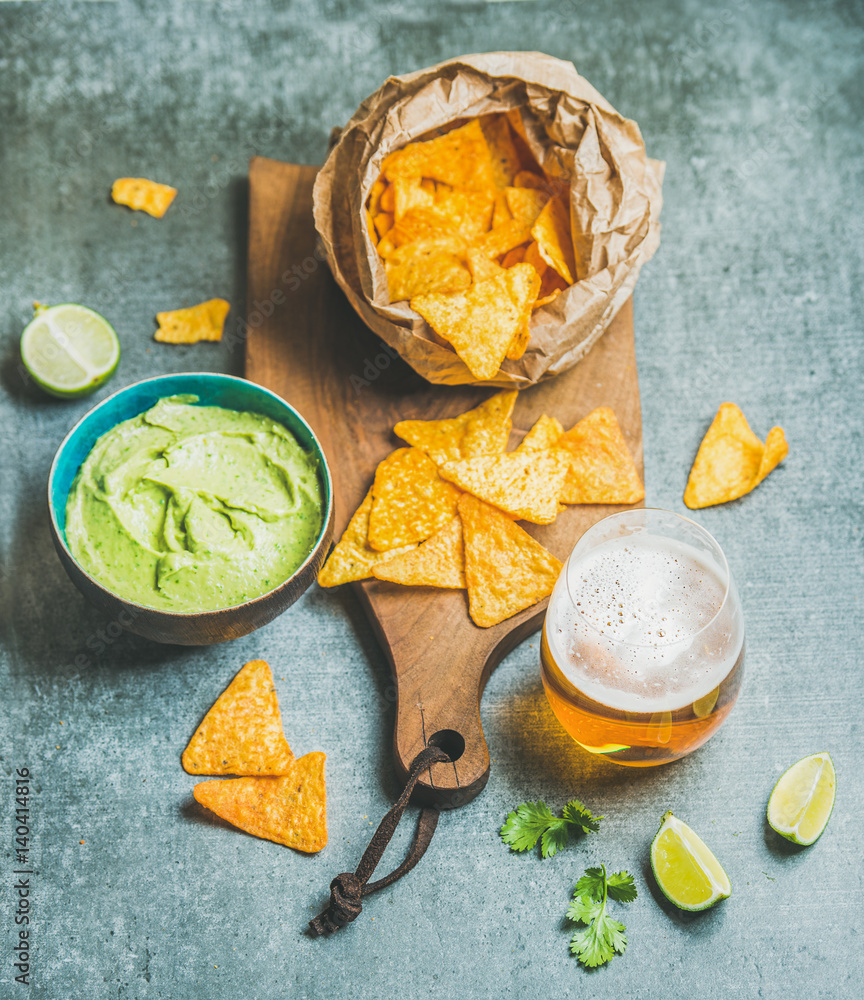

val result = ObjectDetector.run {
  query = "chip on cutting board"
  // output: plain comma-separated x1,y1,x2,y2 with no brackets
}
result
154,298,230,344
182,659,294,775
684,403,788,509
394,390,517,465
372,515,466,589
111,177,177,218
440,446,570,525
194,752,327,853
411,264,540,380
459,494,562,628
367,447,462,551
557,407,644,505
318,488,416,587
515,415,564,453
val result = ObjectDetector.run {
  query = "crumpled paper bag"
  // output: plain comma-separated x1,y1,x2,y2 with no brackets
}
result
313,51,664,388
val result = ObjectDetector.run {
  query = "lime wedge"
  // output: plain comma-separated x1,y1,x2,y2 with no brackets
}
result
650,810,731,911
20,303,120,398
767,752,835,846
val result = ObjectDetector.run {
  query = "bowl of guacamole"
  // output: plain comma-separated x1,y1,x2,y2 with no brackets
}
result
49,373,334,645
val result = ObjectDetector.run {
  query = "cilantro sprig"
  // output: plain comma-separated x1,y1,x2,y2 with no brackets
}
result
500,799,602,858
566,865,637,968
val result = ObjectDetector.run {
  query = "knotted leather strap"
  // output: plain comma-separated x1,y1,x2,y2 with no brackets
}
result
308,745,450,936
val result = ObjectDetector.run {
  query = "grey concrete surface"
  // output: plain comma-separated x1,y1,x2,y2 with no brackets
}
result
1,1,862,998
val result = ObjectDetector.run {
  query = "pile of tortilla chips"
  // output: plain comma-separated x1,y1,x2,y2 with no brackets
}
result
367,115,576,380
318,391,643,628
684,403,788,509
184,659,327,853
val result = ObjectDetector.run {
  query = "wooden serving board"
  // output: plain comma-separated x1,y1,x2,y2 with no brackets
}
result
245,156,643,808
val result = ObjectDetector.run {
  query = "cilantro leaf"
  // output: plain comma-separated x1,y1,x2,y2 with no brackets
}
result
500,801,556,852
606,870,638,903
566,864,636,968
565,893,598,925
563,799,603,834
573,865,607,898
501,799,602,858
540,818,569,858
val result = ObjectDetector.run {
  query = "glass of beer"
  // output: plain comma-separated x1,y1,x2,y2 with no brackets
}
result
541,509,744,766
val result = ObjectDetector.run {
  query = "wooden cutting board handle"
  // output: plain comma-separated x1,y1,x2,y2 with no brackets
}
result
357,584,548,808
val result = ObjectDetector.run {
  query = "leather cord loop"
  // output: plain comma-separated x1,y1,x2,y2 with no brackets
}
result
308,745,450,936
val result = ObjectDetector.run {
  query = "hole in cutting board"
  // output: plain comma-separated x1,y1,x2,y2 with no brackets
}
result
427,729,466,762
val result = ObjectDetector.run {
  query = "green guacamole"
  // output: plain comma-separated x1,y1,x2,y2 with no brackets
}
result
65,395,323,612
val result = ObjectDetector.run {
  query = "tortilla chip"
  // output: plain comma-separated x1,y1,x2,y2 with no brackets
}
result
368,178,386,217
505,321,531,361
467,247,505,283
386,247,471,302
318,489,416,586
531,195,576,284
373,211,394,240
411,263,541,380
476,114,521,188
377,209,465,258
393,175,435,220
557,407,644,504
373,515,465,589
492,191,512,229
473,219,534,260
382,119,497,191
432,187,495,240
522,240,548,277
154,298,230,344
182,659,294,775
516,415,564,453
501,247,526,268
194,752,327,853
756,426,789,486
532,288,563,310
459,494,562,627
111,177,177,218
440,446,570,525
505,187,549,228
380,182,396,213
394,390,517,465
378,229,468,265
368,448,462,551
513,170,546,190
683,403,788,509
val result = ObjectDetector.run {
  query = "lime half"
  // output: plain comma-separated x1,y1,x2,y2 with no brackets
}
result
767,752,836,846
650,810,731,911
21,303,120,398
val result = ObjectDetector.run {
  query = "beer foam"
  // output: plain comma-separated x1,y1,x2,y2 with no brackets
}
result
546,533,742,713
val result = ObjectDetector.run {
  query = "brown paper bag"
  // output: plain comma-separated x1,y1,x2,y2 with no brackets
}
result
313,51,664,388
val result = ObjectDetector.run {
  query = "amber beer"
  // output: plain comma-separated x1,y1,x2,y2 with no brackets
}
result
541,509,744,766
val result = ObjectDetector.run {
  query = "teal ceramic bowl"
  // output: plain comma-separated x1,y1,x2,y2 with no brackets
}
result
48,373,334,645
